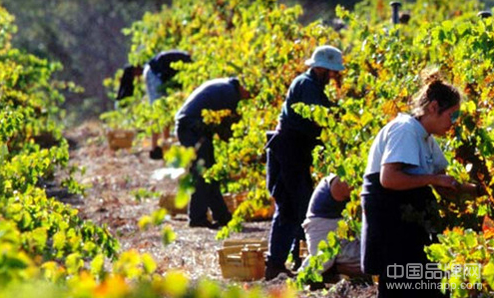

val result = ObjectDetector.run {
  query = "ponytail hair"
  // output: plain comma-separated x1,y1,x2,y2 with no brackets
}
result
411,68,461,117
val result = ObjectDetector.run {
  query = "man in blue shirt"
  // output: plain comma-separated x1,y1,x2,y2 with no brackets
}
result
265,45,345,280
175,77,250,228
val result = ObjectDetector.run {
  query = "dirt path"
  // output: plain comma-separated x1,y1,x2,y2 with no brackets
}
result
63,121,270,276
61,121,376,297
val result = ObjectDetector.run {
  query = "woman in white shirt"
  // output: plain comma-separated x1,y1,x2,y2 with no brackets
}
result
361,70,480,298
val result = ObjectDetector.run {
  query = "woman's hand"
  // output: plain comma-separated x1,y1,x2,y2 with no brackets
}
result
436,182,484,202
432,170,485,197
432,174,460,190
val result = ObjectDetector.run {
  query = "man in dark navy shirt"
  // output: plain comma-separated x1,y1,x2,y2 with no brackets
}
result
265,45,345,280
175,77,250,228
144,50,192,160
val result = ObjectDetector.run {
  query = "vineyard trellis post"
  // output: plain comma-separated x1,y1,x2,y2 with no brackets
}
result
390,1,401,24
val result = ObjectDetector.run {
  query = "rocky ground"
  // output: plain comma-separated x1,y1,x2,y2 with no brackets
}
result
58,120,377,298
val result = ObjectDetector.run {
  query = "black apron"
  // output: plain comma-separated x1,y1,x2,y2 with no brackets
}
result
361,173,436,275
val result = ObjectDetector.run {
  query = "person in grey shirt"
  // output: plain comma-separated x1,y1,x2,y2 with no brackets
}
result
361,70,482,298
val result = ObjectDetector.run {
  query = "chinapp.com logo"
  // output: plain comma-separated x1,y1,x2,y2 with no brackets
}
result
385,263,482,291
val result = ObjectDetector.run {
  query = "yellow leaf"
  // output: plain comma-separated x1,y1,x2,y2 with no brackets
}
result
360,111,373,127
163,270,189,297
382,100,399,117
142,253,157,274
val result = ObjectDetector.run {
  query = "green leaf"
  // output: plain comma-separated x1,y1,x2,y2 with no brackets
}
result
463,101,476,114
138,215,152,231
161,225,176,246
162,270,190,297
360,110,373,127
151,208,167,226
5,256,29,269
483,261,494,289
457,22,470,36
425,244,451,264
53,231,66,252
65,253,83,275
31,227,48,251
142,253,157,274
90,254,105,277
464,229,478,249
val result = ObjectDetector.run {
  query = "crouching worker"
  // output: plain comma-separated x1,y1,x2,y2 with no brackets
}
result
145,50,192,160
299,174,362,288
174,77,250,229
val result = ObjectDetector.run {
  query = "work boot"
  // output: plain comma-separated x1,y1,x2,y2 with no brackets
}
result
216,213,232,227
322,265,341,283
265,263,295,281
291,256,302,272
308,280,327,291
149,146,163,160
189,220,219,230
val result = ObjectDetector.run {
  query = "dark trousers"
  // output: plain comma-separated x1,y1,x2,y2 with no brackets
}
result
176,124,231,224
266,146,313,267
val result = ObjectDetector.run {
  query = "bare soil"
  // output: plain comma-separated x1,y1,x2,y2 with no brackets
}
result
60,120,377,298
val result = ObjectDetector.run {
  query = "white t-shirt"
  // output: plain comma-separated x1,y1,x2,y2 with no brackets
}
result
365,113,448,175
